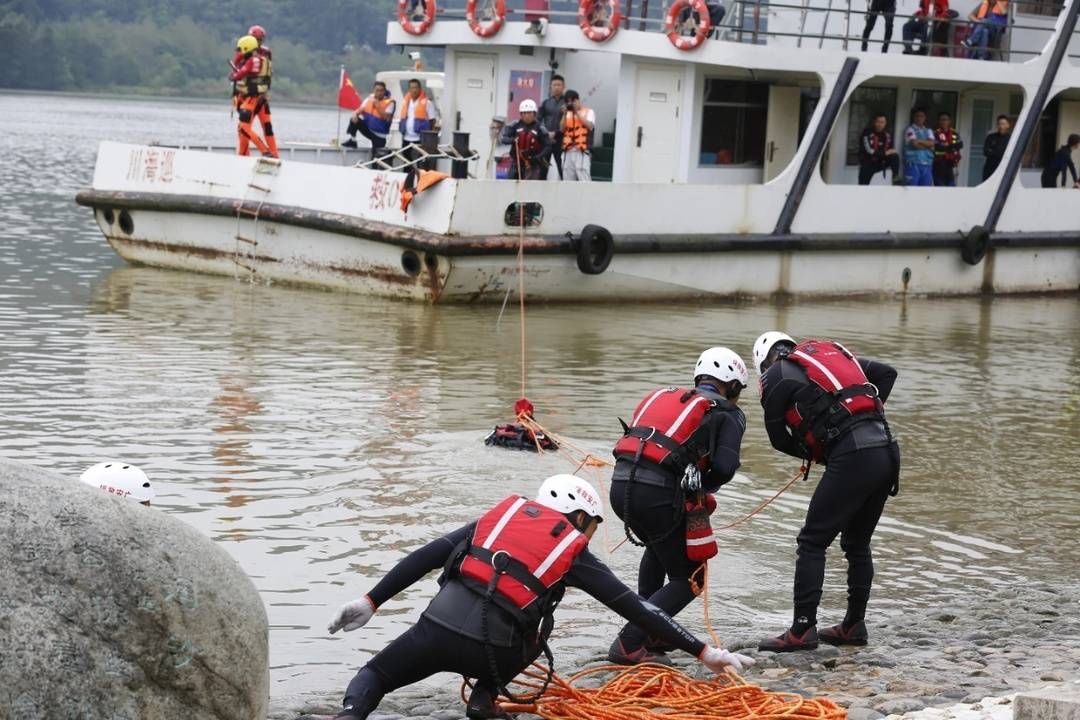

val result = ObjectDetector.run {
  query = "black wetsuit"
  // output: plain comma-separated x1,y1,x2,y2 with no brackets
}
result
340,522,704,718
1041,145,1078,188
759,356,900,629
609,385,745,652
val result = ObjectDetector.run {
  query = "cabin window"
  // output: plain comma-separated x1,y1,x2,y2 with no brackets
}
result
845,87,898,166
1016,0,1063,16
1022,96,1059,168
910,89,958,128
699,79,768,166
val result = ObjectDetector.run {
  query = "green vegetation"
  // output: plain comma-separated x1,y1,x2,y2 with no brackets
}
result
0,0,438,102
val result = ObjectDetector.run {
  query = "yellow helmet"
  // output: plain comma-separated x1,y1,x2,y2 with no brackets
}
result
236,35,259,54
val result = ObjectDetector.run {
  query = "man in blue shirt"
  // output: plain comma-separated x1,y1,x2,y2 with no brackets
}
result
903,108,935,187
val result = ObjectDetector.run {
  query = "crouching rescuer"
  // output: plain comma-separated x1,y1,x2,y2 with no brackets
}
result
304,474,753,720
608,347,749,665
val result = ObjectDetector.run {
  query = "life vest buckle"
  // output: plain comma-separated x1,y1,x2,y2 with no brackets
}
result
490,549,512,573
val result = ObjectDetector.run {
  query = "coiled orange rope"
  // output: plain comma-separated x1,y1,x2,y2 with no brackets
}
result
473,662,845,720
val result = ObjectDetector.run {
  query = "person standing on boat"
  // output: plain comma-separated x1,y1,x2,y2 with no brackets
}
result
301,475,753,720
606,348,748,665
342,81,396,150
246,24,278,159
857,112,901,185
932,112,963,187
981,114,1011,181
751,332,900,653
229,34,275,158
903,108,935,186
860,0,896,52
559,90,594,182
1040,133,1080,188
538,75,567,180
499,99,552,180
399,78,440,160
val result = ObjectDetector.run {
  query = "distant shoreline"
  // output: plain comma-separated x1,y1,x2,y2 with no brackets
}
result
0,87,337,111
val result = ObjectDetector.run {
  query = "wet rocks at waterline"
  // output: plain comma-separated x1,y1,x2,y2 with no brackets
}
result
0,459,269,720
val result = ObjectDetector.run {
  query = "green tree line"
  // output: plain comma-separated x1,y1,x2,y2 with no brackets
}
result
0,0,437,102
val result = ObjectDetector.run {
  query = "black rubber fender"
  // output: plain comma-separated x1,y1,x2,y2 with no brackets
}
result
576,224,614,275
961,225,991,266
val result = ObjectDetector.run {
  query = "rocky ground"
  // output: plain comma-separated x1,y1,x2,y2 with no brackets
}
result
270,582,1080,720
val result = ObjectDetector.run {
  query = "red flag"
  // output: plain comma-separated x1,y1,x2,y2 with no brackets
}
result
338,67,362,111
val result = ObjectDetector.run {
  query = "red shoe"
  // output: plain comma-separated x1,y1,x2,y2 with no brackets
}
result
758,626,819,652
819,620,868,646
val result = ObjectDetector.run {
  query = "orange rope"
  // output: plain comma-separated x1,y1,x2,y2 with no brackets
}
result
481,663,845,720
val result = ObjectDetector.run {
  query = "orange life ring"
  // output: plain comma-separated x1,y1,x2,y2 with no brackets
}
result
398,0,437,35
664,0,711,50
578,0,622,42
466,0,506,37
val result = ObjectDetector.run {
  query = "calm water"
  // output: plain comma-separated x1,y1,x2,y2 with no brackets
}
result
1,92,1078,698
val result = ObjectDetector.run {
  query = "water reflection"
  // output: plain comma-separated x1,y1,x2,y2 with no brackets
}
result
1,92,1077,698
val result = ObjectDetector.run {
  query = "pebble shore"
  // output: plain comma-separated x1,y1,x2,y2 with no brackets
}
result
271,582,1080,719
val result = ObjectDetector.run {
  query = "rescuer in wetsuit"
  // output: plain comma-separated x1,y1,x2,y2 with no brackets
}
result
229,34,276,158
607,347,749,665
300,474,754,720
751,331,900,652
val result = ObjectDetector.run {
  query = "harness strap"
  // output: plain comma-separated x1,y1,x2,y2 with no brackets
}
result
466,546,551,598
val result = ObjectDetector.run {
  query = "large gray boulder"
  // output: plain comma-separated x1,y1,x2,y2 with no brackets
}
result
0,459,269,720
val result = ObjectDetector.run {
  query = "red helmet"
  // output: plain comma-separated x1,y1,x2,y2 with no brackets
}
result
248,25,266,41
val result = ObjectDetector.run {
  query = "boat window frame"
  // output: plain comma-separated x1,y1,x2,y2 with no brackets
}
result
698,77,770,168
844,86,900,167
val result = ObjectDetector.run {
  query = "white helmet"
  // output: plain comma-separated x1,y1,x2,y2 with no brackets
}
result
80,462,155,505
519,98,538,113
535,474,604,522
752,331,796,374
693,347,749,387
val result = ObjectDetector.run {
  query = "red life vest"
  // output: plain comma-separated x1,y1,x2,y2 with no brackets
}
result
458,495,588,612
782,340,885,461
613,387,714,469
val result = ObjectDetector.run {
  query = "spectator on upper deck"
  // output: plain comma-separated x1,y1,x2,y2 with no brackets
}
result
902,0,949,54
861,0,896,52
932,112,963,186
904,108,936,186
858,113,901,185
981,115,1011,181
963,0,1009,60
1040,134,1080,188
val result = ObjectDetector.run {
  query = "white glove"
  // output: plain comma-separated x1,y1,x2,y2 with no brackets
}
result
699,646,756,674
327,595,376,634
681,465,702,493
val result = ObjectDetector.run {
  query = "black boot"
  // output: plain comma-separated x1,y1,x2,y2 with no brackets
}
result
819,620,869,646
466,684,512,719
758,626,820,652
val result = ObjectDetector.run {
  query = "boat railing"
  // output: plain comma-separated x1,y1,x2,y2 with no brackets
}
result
428,0,1075,61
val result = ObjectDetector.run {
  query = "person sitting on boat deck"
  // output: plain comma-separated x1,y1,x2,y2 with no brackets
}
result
903,108,935,187
861,0,896,52
538,75,567,180
858,112,901,186
499,99,552,181
751,332,900,653
901,0,949,54
982,114,1012,181
1040,133,1080,188
399,78,440,160
962,0,1009,60
607,347,748,666
342,81,396,150
80,462,155,506
675,0,727,39
229,34,277,158
559,90,595,182
302,474,754,720
932,112,963,187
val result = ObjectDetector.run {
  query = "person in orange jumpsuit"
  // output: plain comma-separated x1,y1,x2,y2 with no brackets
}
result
229,34,276,157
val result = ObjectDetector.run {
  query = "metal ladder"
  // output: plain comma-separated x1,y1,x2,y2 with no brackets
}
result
233,156,281,282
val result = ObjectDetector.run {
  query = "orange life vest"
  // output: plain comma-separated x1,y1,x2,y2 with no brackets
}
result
398,93,433,136
974,0,1008,18
361,94,396,135
563,110,591,152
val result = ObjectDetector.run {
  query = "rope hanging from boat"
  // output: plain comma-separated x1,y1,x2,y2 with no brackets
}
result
463,662,846,720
